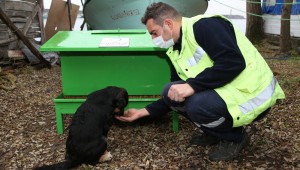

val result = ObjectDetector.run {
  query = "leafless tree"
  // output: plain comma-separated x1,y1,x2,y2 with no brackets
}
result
280,0,293,55
246,0,264,43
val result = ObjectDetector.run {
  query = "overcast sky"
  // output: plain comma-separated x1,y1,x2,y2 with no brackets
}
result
44,0,247,17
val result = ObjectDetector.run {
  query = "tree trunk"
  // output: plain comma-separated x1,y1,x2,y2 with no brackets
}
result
246,0,264,43
280,0,293,54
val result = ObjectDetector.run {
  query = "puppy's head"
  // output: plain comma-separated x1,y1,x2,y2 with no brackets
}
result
106,86,129,116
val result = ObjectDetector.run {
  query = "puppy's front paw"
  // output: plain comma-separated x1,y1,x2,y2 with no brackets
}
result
99,150,113,162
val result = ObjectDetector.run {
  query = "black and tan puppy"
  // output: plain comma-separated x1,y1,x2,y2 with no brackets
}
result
34,86,128,170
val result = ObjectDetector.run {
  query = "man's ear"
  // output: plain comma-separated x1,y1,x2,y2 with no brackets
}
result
164,18,173,30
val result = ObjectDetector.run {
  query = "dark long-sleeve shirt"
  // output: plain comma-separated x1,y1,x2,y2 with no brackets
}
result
145,17,246,118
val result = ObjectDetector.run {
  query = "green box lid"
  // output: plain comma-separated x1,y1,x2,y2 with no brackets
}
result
40,29,165,52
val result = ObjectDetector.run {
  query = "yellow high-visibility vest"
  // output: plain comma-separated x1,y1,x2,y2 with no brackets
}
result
167,15,285,127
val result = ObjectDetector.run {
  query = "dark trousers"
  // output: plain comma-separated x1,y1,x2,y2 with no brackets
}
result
162,81,269,143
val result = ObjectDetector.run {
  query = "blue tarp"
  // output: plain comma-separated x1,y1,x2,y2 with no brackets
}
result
262,0,300,15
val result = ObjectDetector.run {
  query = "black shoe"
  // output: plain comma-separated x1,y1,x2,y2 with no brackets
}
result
208,132,250,161
190,133,220,146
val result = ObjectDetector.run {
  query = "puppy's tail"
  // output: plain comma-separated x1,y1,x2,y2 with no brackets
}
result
33,160,79,170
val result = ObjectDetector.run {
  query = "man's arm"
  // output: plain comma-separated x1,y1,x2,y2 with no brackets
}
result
186,17,246,92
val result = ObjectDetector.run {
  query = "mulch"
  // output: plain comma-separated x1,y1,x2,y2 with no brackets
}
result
0,41,299,169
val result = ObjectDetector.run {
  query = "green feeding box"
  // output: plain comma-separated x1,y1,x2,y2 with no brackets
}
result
40,30,179,134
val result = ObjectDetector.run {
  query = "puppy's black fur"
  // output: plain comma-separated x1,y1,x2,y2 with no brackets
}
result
34,86,128,170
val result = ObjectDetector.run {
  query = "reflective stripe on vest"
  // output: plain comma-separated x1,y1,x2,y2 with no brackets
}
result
239,77,276,114
187,47,206,67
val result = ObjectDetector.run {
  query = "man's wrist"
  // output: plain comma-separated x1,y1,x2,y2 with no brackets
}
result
139,108,150,117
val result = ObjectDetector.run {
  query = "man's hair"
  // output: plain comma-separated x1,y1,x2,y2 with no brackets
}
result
141,2,181,26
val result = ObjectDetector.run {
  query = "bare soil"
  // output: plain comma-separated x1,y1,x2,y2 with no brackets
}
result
0,41,299,170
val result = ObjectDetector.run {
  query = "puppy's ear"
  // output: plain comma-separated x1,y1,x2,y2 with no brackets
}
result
113,89,128,115
114,92,128,108
113,99,127,116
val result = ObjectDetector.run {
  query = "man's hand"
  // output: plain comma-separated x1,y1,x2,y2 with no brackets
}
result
168,83,195,102
115,108,150,122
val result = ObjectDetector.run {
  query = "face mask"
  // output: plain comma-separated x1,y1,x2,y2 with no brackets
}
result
152,24,174,49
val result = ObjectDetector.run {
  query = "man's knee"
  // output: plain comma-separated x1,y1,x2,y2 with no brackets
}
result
161,82,173,104
161,81,185,104
161,81,186,112
162,82,172,98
